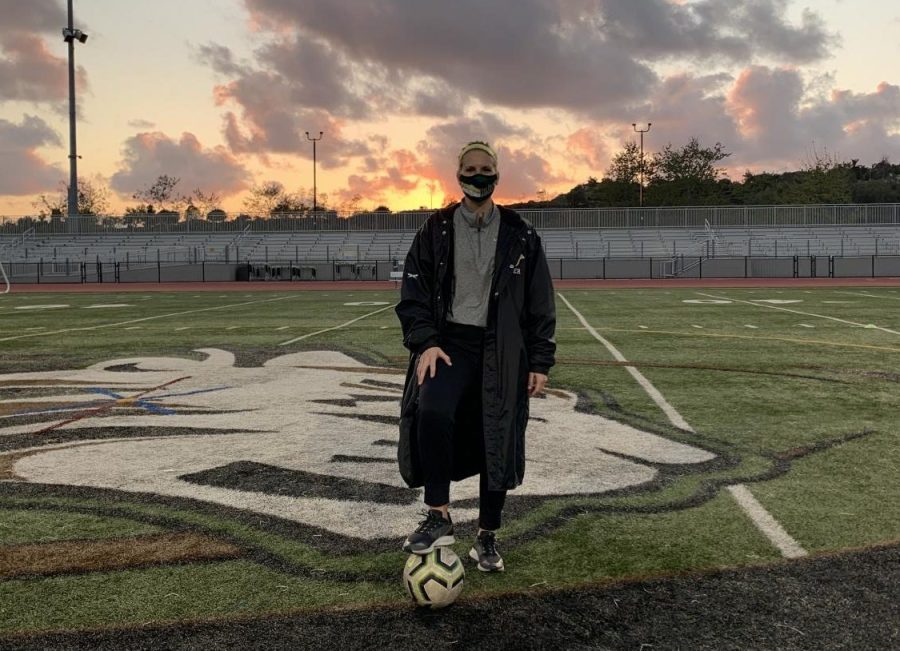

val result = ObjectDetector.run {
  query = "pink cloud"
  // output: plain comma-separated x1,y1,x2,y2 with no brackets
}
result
0,33,83,104
110,131,251,198
0,114,63,195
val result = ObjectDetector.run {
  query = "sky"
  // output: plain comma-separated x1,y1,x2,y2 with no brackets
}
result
1,0,899,217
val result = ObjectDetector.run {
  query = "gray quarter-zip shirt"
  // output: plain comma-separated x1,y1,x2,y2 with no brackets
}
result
447,202,500,328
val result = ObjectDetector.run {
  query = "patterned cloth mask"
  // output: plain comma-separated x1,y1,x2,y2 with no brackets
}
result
458,173,498,200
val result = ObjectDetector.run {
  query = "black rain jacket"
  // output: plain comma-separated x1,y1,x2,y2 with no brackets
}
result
395,203,556,491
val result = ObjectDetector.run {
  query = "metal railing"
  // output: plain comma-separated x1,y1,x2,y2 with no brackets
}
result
2,204,899,234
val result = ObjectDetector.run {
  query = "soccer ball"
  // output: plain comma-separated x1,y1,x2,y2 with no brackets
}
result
403,547,465,608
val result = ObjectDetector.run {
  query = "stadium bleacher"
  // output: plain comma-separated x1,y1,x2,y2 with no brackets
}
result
1,224,898,263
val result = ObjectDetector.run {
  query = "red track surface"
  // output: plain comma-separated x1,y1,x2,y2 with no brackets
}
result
7,277,900,293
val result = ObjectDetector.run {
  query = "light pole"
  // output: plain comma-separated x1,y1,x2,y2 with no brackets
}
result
63,0,88,233
305,131,323,215
632,122,651,208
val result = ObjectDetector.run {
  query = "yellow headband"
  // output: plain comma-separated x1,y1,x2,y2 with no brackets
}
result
458,141,498,168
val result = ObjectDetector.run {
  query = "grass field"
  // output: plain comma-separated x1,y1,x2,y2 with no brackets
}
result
1,285,899,646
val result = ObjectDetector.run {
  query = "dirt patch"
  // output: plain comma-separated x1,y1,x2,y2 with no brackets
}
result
0,532,242,580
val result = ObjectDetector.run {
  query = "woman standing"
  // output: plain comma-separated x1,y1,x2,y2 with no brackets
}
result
396,141,556,572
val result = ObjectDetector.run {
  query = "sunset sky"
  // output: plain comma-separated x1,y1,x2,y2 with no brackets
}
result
1,0,899,217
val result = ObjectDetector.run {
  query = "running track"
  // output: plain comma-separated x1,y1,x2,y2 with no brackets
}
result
7,277,900,293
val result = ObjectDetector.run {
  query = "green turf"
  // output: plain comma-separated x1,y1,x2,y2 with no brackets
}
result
0,509,162,545
1,285,899,634
0,560,398,634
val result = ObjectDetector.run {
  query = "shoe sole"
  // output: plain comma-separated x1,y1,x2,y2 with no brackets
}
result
403,535,455,555
469,547,505,572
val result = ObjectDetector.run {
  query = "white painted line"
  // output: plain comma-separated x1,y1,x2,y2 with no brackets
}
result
561,291,808,560
727,485,807,559
124,326,142,331
175,327,191,332
639,325,649,330
279,304,396,346
744,325,758,329
0,295,298,343
276,326,290,331
840,291,900,302
227,326,240,331
798,324,815,329
15,305,68,311
697,292,900,336
84,304,131,309
558,292,694,432
692,325,704,329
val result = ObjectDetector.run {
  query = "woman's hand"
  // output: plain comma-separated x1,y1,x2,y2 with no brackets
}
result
528,372,548,396
417,346,452,385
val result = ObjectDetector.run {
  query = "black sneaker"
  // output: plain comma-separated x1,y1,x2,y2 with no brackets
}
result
402,509,455,555
469,530,505,572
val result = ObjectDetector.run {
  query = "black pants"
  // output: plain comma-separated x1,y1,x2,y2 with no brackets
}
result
417,321,508,531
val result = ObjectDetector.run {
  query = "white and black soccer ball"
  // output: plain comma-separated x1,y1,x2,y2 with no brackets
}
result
403,547,465,608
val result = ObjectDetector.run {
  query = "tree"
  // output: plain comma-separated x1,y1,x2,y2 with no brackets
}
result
651,138,730,183
189,188,222,217
645,138,732,205
32,176,112,217
606,141,643,184
132,175,182,213
242,181,308,216
207,208,228,223
184,204,202,221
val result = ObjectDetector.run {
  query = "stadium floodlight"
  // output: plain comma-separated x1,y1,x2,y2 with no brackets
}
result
62,28,88,43
63,0,88,234
305,131,324,216
632,122,652,209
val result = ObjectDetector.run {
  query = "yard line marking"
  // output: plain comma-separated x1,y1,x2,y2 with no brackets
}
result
798,324,815,329
558,292,693,432
124,326,142,331
639,325,649,330
840,291,900,302
227,326,240,331
727,485,807,559
744,325,758,329
279,304,396,346
175,327,190,332
697,292,900,336
276,326,290,331
603,327,900,354
0,295,297,343
560,293,811,559
692,325,704,329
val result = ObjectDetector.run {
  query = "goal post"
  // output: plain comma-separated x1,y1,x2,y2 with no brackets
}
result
0,259,10,294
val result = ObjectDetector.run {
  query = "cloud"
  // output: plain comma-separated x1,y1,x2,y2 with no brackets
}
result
0,0,66,33
127,119,156,129
566,128,611,171
110,132,251,198
725,67,900,168
330,112,567,205
209,54,373,168
240,0,835,116
596,0,836,64
0,114,63,195
0,33,75,104
0,0,90,106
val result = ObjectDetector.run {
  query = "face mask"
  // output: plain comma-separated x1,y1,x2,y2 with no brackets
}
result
458,173,498,201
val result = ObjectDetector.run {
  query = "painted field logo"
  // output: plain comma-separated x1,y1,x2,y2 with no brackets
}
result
1,349,714,541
